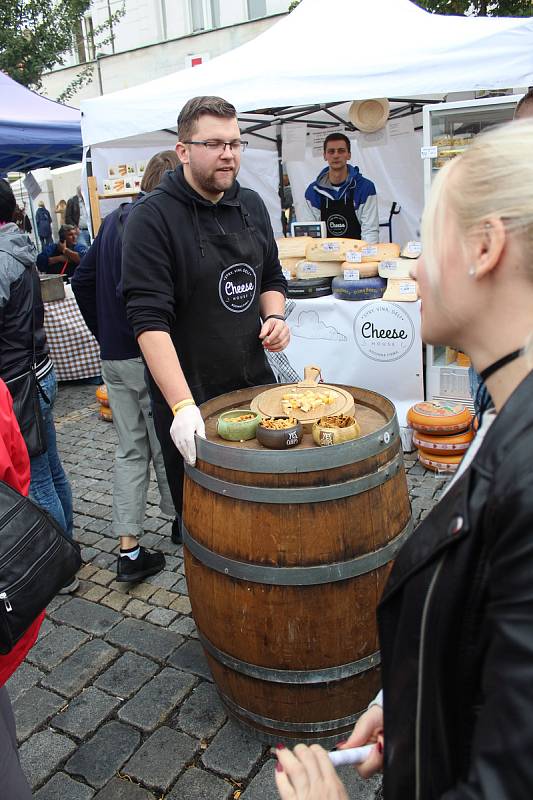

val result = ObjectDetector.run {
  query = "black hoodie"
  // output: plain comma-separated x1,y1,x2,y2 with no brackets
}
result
122,166,286,343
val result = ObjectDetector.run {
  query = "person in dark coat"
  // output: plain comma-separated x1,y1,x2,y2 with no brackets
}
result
36,200,53,249
275,120,533,800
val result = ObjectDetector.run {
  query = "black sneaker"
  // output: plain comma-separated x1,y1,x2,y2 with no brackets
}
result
171,516,183,545
116,547,166,583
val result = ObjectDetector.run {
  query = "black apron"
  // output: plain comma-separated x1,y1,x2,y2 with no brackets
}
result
320,188,362,239
150,200,275,514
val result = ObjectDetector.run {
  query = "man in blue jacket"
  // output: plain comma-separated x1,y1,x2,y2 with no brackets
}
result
305,133,379,243
72,151,180,583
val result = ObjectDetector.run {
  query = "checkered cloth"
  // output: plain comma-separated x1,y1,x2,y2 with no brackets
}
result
43,297,101,381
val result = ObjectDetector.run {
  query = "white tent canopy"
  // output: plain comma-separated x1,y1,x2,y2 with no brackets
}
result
81,0,533,147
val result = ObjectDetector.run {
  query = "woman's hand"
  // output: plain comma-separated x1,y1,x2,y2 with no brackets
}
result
338,705,384,778
275,744,349,800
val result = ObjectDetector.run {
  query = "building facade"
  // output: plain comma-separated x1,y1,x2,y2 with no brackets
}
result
41,0,288,102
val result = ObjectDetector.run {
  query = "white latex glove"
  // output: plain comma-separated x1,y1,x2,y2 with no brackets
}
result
169,405,206,466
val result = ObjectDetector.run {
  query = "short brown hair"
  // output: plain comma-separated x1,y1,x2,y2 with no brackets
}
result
323,133,351,154
515,87,533,120
140,150,180,192
177,96,237,142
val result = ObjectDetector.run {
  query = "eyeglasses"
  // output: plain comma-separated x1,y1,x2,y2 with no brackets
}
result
183,140,248,153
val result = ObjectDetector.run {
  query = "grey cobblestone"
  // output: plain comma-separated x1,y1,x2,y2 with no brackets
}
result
118,667,196,732
20,730,76,790
241,760,279,800
50,597,122,636
168,639,213,681
34,773,95,799
27,626,89,670
168,767,233,800
177,682,227,740
106,618,182,661
65,721,141,789
145,607,178,627
41,639,118,698
94,652,159,698
93,777,156,799
202,719,266,780
123,726,199,791
51,686,121,738
6,662,44,702
14,686,66,742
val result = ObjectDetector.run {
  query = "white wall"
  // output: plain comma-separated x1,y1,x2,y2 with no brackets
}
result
41,13,286,103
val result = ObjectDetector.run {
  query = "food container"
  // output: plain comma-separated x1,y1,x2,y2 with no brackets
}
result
256,417,303,450
312,414,361,447
39,275,65,303
216,409,262,442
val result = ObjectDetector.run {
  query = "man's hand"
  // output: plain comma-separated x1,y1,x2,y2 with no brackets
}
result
169,405,206,466
58,241,66,254
259,318,290,352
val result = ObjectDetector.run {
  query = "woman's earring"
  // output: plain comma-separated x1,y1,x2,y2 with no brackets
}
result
468,266,476,277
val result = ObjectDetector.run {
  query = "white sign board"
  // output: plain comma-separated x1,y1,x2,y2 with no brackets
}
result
282,123,307,162
284,296,423,428
23,172,42,201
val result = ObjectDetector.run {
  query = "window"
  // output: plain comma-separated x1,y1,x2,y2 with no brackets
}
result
247,0,266,19
190,0,205,31
74,20,87,64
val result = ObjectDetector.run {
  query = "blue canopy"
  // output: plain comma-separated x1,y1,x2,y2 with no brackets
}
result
0,72,82,173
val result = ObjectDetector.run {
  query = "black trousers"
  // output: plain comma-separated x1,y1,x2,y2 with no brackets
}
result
0,686,32,799
150,392,184,517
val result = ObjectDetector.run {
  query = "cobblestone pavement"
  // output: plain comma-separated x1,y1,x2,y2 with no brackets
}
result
8,382,449,799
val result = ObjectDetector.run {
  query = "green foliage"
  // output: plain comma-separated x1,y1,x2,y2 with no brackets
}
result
0,0,125,101
0,0,90,88
288,0,301,11
414,0,532,15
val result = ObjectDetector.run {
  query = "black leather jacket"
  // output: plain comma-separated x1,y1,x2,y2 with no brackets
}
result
379,370,533,800
0,224,49,382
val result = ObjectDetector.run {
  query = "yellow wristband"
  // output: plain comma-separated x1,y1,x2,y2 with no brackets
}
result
171,398,195,416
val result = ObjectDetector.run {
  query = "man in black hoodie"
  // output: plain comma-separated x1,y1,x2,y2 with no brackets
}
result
122,96,289,534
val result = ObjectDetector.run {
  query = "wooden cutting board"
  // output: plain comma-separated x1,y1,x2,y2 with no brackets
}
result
250,366,355,431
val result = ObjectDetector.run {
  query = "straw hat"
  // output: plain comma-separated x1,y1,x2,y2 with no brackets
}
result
349,98,390,133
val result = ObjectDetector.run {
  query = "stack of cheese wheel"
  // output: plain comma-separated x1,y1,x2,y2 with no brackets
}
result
331,242,403,301
95,384,113,422
407,401,473,473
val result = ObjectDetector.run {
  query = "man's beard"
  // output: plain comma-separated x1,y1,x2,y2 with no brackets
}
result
190,162,238,196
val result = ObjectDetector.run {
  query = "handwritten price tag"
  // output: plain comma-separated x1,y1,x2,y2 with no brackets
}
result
343,269,360,281
281,268,291,281
345,250,362,263
322,242,340,252
399,281,416,294
361,245,378,257
300,262,318,273
405,241,422,256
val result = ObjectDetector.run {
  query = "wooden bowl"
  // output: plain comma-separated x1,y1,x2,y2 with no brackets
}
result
217,409,262,442
312,414,361,447
256,417,303,450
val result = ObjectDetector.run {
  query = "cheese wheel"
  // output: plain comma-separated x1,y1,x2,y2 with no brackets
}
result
383,278,418,302
340,261,379,278
305,238,367,262
413,429,474,456
378,258,413,279
95,384,109,407
280,257,300,278
407,401,472,434
331,276,387,301
418,451,462,473
276,236,312,259
358,243,401,263
401,241,422,259
99,405,113,422
296,260,343,280
287,278,332,299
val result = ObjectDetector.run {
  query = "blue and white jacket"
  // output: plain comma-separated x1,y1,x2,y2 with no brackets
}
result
305,164,379,243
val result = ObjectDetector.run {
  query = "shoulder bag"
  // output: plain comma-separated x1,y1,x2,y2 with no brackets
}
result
0,479,81,654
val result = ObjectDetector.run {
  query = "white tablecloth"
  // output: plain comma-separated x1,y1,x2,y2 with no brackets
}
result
43,296,101,381
283,296,424,429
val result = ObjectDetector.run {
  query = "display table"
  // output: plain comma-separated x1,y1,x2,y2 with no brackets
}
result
43,296,101,382
284,296,423,433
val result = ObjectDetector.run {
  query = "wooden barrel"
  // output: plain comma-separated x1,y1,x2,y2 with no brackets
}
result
183,384,411,746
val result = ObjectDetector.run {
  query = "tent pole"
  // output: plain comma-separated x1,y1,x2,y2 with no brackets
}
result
276,126,286,237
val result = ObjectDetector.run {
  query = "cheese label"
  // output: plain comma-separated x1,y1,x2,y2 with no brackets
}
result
281,268,291,281
399,281,416,294
299,262,318,274
381,260,398,272
405,241,422,256
322,242,340,252
345,250,362,263
421,145,438,159
362,245,378,257
343,269,360,281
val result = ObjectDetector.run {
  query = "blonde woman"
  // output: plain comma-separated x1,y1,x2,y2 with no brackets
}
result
275,118,533,800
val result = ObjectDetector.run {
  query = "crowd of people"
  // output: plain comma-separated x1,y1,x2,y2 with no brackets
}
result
1,88,533,798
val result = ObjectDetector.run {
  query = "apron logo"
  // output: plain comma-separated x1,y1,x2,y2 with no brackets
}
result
327,214,348,236
219,263,257,313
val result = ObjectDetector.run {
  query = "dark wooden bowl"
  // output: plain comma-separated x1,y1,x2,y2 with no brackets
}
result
256,417,303,450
